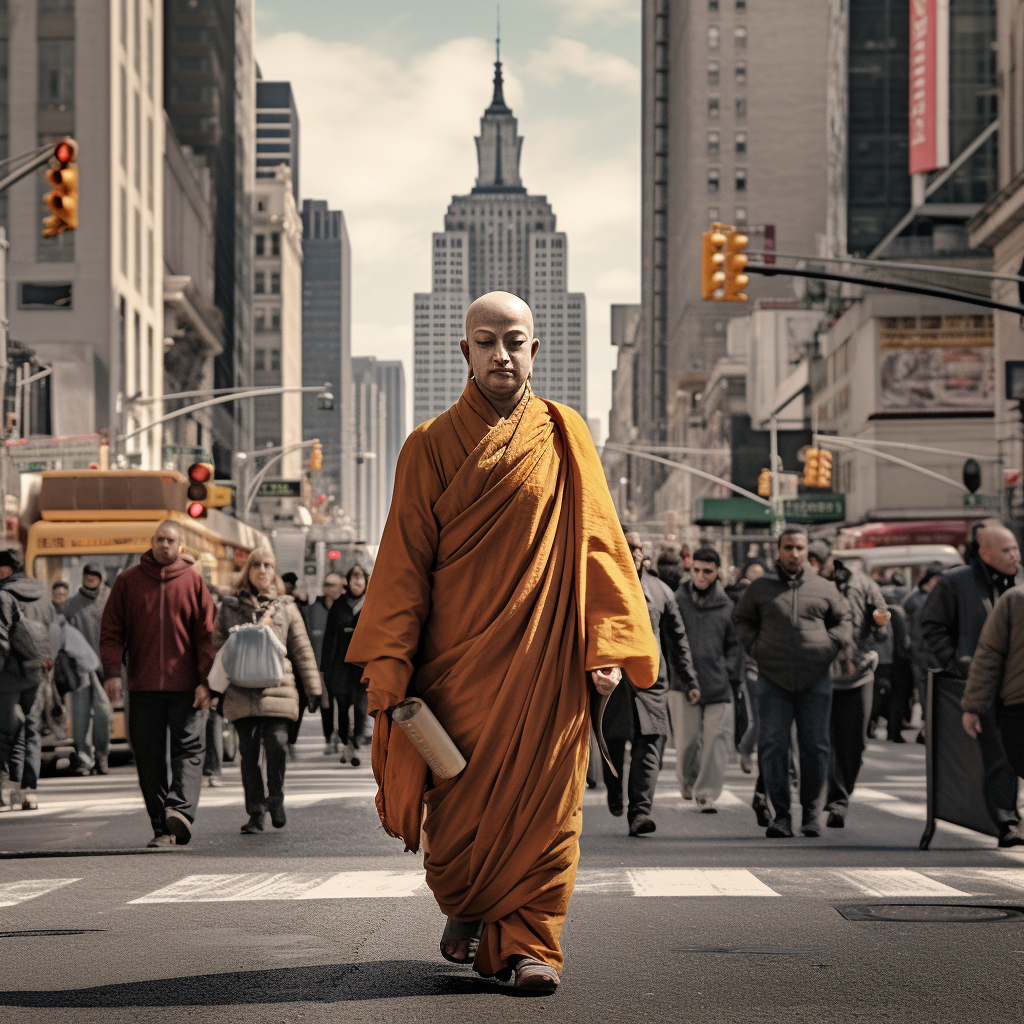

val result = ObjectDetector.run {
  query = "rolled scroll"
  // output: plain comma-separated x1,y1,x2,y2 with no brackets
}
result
391,697,467,780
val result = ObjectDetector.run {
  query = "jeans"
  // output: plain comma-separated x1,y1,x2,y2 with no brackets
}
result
0,682,43,790
825,682,873,818
127,690,207,835
758,673,833,824
235,716,290,817
69,674,112,771
330,681,368,748
669,691,734,802
204,708,223,777
738,675,762,758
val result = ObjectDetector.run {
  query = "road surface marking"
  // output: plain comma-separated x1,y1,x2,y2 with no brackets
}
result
627,868,780,897
826,868,971,897
297,871,427,899
131,871,428,903
0,878,80,907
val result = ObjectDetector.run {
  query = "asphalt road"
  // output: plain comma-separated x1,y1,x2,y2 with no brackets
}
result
2,722,1024,1024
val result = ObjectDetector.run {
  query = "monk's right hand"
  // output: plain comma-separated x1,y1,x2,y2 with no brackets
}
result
104,677,122,703
962,712,982,739
591,667,621,696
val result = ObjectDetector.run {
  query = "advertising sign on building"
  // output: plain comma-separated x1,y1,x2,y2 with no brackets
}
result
909,0,950,175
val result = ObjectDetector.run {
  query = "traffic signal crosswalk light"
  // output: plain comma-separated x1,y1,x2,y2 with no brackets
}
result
723,230,749,301
701,226,728,300
803,448,820,487
701,222,749,302
43,138,78,238
757,468,772,498
816,449,833,489
186,462,214,518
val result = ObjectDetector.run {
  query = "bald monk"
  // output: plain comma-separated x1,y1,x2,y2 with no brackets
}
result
346,290,659,992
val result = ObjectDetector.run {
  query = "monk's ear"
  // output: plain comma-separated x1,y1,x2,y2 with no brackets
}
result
460,338,471,369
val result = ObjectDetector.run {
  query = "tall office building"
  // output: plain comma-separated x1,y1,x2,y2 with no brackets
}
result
5,0,165,468
374,359,406,511
301,198,354,513
413,46,587,425
164,0,255,472
256,79,299,205
351,356,387,544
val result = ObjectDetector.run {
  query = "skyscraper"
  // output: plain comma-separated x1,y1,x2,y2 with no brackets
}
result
413,43,587,426
256,79,299,205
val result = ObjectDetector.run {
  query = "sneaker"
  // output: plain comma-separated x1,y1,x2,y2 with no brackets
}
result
323,743,334,756
350,750,361,768
240,814,264,834
998,824,1024,848
766,818,794,838
826,811,845,829
331,731,341,754
163,808,192,846
94,756,109,775
146,832,175,848
628,816,657,836
20,791,38,811
752,791,771,828
206,776,224,788
342,741,355,765
697,798,717,814
268,800,286,829
800,818,822,838
607,791,624,817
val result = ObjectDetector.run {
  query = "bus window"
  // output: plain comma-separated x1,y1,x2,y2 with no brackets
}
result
33,553,141,590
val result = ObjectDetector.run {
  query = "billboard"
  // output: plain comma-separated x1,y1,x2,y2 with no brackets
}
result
909,0,950,175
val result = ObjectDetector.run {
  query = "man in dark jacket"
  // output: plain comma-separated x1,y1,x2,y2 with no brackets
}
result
321,566,368,766
603,533,698,836
0,549,56,811
672,546,739,812
100,519,217,848
733,527,853,838
62,563,112,775
303,571,345,755
920,520,1023,846
902,562,944,743
808,541,889,828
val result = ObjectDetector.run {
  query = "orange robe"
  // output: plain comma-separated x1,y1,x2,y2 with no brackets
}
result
346,380,658,976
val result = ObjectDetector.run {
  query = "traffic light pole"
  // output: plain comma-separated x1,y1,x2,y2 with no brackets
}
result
243,438,321,517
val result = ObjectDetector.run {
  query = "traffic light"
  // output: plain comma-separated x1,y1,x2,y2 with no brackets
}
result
701,225,728,300
42,137,78,237
186,462,214,518
816,449,833,489
310,441,322,472
803,448,820,487
757,468,772,498
722,230,749,301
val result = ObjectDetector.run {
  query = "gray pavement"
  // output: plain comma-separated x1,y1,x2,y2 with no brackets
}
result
2,723,1023,1023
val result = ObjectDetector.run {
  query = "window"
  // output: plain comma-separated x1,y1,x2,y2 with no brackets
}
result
271,233,280,256
254,271,265,294
735,130,747,154
270,271,280,294
709,0,719,8
271,308,281,331
707,60,719,87
173,84,214,104
736,0,746,8
735,61,747,85
708,131,720,156
255,234,265,256
19,282,72,309
270,349,281,372
708,26,720,49
708,167,720,193
735,25,747,48
174,55,212,73
708,97,720,118
254,348,265,371
255,310,266,332
38,41,75,112
735,167,747,191
736,96,747,118
708,207,720,223
735,206,748,225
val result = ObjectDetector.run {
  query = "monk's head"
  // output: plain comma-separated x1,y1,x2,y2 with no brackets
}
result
461,291,539,414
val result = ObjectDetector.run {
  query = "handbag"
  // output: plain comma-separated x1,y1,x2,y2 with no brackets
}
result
219,604,287,689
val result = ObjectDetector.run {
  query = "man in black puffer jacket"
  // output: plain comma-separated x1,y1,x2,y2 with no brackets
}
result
733,527,852,839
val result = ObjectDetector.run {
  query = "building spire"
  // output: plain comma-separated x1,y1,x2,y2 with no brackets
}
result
488,5,509,113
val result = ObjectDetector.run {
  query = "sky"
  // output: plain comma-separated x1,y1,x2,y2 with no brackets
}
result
255,0,641,437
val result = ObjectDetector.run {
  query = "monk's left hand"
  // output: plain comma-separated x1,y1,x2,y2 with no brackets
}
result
591,667,622,696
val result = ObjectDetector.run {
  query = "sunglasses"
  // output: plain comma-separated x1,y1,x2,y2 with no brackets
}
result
691,567,717,575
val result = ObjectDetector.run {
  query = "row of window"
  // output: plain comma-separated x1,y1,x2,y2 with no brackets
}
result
709,130,746,156
707,61,746,87
708,25,747,50
254,271,280,294
708,167,747,192
255,233,281,257
709,97,747,118
254,309,281,332
254,348,281,372
708,0,747,10
708,206,748,225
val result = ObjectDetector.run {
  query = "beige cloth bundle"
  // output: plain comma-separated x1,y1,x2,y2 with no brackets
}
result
392,697,467,780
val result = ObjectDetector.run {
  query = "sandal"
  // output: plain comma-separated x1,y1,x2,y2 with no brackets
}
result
513,956,560,993
439,917,484,964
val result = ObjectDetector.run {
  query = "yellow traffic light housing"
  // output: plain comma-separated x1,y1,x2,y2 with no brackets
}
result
310,441,323,472
803,448,820,487
701,225,728,300
723,230,749,301
757,468,772,498
43,137,78,237
817,449,833,489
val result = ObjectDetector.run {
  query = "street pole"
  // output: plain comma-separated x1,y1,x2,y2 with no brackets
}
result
769,412,782,536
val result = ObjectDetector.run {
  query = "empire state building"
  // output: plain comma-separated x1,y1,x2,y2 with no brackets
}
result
412,46,588,425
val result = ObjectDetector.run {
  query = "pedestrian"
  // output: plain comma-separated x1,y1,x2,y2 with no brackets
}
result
604,533,698,833
725,560,765,602
99,519,216,848
303,571,345,756
807,541,889,828
962,585,1024,785
281,571,308,609
321,565,370,767
212,547,321,834
902,562,945,743
0,549,56,811
671,546,738,813
733,527,853,838
51,581,69,614
920,520,1024,846
656,548,684,592
346,291,658,992
62,563,113,776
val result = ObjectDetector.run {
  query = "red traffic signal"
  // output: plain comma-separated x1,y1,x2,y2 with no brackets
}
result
187,501,205,519
43,137,78,237
188,462,212,484
54,139,77,164
186,462,214,517
327,549,341,560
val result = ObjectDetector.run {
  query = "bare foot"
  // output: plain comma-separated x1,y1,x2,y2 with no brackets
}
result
442,939,471,962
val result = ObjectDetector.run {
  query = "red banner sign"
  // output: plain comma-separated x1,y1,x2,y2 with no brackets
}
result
909,0,949,175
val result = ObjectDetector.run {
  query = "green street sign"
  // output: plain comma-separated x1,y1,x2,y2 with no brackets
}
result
963,493,998,507
257,479,302,499
783,494,846,523
693,497,773,525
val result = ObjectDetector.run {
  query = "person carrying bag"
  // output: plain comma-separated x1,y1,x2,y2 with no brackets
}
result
211,547,322,834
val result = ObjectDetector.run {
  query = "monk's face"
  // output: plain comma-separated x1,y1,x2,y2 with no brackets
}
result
460,292,539,409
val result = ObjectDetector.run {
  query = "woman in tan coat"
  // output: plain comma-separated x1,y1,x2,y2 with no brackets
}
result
213,547,321,834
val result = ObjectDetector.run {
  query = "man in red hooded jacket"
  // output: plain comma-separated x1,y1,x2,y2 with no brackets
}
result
100,519,216,847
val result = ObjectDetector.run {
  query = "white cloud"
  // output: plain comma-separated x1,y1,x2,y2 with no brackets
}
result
551,0,641,26
255,30,639,432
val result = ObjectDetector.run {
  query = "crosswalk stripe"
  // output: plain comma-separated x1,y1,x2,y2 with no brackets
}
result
627,868,780,897
0,878,80,907
825,868,971,897
297,871,427,899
